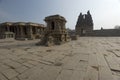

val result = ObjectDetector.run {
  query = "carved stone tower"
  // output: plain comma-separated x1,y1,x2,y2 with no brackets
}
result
38,14,70,46
75,11,93,36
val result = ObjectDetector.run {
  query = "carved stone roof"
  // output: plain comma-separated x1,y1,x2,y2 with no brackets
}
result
0,22,45,28
26,22,45,27
1,22,13,26
13,22,26,26
44,14,66,22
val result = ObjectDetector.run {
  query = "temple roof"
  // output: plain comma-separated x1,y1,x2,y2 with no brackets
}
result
13,22,26,26
44,14,66,22
0,22,45,28
26,22,45,27
1,22,13,26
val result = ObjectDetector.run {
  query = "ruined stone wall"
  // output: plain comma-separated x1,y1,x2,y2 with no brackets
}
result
86,29,120,36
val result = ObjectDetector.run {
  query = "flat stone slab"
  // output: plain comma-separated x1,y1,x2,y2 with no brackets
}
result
0,38,120,80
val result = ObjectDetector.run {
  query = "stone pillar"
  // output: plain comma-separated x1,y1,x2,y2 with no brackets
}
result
0,27,1,38
26,26,29,37
16,26,19,35
14,26,16,33
20,26,24,38
23,26,25,36
16,26,19,39
47,22,50,30
3,26,6,33
35,27,37,34
7,26,10,32
30,26,33,34
25,26,27,35
4,26,6,32
13,26,16,38
27,26,33,39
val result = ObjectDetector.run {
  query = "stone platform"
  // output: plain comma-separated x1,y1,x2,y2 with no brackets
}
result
0,37,120,80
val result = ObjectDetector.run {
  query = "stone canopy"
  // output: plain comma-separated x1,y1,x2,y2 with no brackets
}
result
44,15,67,22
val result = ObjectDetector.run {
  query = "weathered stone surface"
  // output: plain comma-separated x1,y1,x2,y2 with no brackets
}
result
2,59,22,69
75,11,120,37
0,73,8,80
0,22,45,40
15,66,28,73
75,11,93,36
1,68,18,79
0,37,120,80
70,35,78,40
37,15,70,46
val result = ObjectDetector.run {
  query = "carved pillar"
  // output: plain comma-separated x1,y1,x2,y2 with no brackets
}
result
14,26,15,33
20,26,24,38
7,26,10,32
47,22,50,30
16,26,19,38
27,26,33,39
25,26,27,37
14,26,16,38
22,26,25,36
26,26,30,37
30,26,33,35
35,27,37,34
0,27,1,38
17,26,19,35
5,26,7,32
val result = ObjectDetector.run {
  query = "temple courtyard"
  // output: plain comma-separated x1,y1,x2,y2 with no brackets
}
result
0,37,120,80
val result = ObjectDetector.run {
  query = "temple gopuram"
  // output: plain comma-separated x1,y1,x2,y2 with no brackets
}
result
75,11,93,36
75,11,120,36
0,22,45,40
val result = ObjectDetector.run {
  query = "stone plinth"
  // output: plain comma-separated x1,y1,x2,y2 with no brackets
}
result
0,32,15,39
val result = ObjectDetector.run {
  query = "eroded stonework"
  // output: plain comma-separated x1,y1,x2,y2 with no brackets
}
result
75,11,120,37
37,15,70,46
0,22,45,40
75,11,93,36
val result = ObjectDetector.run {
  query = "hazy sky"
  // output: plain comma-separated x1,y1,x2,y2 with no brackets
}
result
0,0,120,29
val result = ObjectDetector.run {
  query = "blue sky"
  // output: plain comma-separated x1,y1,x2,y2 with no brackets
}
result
0,0,120,29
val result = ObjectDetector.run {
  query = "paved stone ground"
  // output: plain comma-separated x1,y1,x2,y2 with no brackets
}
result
0,37,120,80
